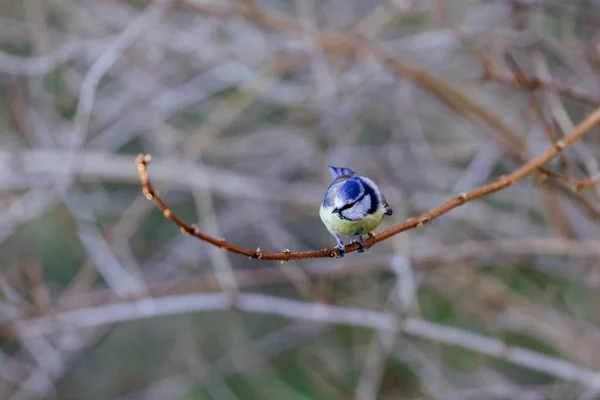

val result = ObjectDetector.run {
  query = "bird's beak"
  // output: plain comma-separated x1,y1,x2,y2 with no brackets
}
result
332,208,339,215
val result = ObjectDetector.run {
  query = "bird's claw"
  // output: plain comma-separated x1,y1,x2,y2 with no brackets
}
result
350,236,365,253
351,240,365,253
334,244,345,258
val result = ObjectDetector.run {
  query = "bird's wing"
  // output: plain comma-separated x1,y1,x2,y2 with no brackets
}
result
381,193,393,215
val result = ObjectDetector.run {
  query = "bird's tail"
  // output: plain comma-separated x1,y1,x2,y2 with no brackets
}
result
328,166,356,178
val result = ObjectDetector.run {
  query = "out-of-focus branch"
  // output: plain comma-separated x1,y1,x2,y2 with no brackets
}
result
434,0,599,195
18,292,398,337
113,0,529,154
199,0,600,202
449,2,600,107
434,0,600,107
476,68,600,107
502,48,565,164
0,39,110,76
401,318,600,391
0,238,594,317
137,105,600,260
59,0,173,196
537,169,599,192
117,0,599,200
535,1,600,27
12,292,600,390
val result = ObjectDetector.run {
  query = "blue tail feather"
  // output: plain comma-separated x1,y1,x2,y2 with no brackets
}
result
328,166,356,178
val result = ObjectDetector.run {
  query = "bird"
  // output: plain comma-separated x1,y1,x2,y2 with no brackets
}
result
319,166,393,257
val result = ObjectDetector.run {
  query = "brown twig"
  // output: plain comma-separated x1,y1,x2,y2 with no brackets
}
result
433,0,598,196
474,70,600,107
434,1,600,108
117,0,600,181
536,169,599,192
135,105,600,261
112,0,533,155
433,0,600,108
502,49,558,142
502,47,570,173
123,0,596,201
499,50,599,190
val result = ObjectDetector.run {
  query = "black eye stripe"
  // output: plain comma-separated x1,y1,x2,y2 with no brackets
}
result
338,192,368,212
359,179,379,214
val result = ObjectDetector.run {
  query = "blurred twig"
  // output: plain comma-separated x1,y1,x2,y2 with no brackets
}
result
0,39,110,76
59,0,173,195
475,68,600,107
502,48,566,166
434,0,599,194
12,292,600,390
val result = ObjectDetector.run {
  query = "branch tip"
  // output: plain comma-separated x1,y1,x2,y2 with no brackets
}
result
135,153,152,165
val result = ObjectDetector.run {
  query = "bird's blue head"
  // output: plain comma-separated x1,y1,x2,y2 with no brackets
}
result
332,178,373,221
336,179,364,205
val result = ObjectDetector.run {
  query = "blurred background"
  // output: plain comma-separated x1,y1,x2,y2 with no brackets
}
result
2,0,600,399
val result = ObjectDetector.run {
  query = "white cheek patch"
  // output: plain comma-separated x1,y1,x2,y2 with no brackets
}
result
341,196,371,221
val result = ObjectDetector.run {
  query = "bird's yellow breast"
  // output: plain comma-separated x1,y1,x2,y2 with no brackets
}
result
319,205,386,236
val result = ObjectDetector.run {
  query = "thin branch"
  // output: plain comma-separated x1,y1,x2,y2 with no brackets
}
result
111,0,536,155
502,48,566,168
13,292,600,390
536,1,600,27
433,0,598,192
17,293,398,338
118,0,598,200
401,318,600,390
0,38,110,76
0,237,595,321
136,105,600,260
475,68,600,107
536,169,599,192
58,0,172,194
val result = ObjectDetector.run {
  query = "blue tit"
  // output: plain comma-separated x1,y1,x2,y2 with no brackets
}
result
319,166,393,257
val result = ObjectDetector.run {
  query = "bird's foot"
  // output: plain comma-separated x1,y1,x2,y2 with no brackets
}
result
351,235,365,253
332,233,346,258
334,244,345,258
